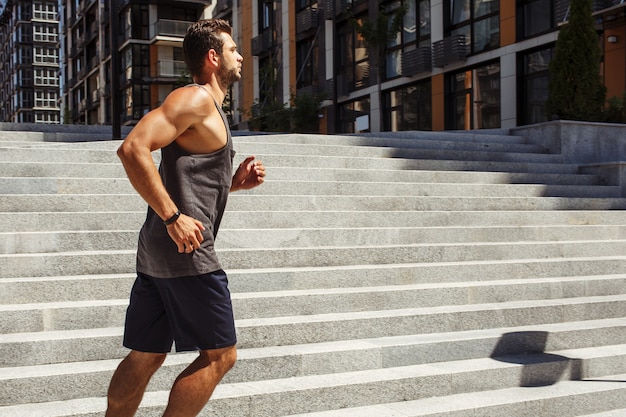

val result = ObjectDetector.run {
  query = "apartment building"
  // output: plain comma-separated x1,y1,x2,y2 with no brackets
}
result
60,0,211,126
217,0,626,133
0,0,61,123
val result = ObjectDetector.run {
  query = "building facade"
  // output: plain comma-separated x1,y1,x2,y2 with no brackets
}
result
0,0,61,123
2,0,624,130
215,0,626,133
60,0,212,126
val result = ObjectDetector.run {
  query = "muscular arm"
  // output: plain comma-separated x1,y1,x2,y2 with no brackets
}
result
117,87,210,253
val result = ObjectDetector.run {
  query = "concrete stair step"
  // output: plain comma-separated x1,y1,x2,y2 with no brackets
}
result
4,224,626,254
0,132,46,142
0,162,126,178
0,319,623,406
0,230,138,254
1,132,541,155
4,210,626,232
0,147,120,163
0,348,623,416
254,181,621,198
0,133,114,143
3,258,626,304
215,225,626,249
257,153,584,174
578,409,626,417
229,141,554,161
1,294,624,366
2,177,618,198
2,194,626,212
1,275,625,333
284,373,626,417
3,240,626,277
264,166,606,186
0,145,586,175
237,131,530,147
0,162,605,188
0,122,129,137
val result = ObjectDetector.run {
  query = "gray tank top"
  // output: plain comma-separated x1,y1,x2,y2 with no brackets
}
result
136,96,235,278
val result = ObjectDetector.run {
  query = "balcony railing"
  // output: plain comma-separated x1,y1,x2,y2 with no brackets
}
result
296,8,319,33
401,46,432,76
155,60,187,77
251,29,274,56
325,0,352,19
153,19,193,39
432,35,468,67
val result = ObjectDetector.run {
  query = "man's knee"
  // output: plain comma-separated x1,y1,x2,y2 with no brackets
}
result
200,345,237,375
127,350,168,373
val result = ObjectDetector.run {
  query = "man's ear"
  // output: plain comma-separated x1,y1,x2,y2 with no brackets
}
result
206,49,220,70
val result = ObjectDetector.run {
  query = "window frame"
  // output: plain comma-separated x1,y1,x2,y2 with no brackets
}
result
445,0,500,55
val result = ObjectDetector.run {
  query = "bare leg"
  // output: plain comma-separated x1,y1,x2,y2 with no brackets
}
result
106,350,167,417
162,345,237,417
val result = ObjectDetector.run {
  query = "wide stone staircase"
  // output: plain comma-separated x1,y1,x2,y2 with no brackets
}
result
0,125,625,416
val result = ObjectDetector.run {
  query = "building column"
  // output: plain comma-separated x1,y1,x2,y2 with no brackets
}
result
500,53,517,129
282,1,291,105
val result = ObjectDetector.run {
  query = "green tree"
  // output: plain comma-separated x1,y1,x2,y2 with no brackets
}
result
291,91,325,133
351,3,406,131
546,0,606,121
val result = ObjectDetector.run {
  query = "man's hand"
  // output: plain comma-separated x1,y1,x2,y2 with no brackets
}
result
231,156,265,192
166,214,206,253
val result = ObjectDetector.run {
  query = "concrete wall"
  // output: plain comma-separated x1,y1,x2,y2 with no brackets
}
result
512,120,626,194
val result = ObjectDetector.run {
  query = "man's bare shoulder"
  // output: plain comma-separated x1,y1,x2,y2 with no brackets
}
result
167,85,227,153
162,84,216,118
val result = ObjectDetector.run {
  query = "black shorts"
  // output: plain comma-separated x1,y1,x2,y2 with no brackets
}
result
123,270,237,353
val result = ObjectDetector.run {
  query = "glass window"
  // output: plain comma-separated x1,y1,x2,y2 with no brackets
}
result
516,0,559,40
518,46,553,125
33,1,57,20
259,0,272,30
474,0,498,18
419,0,431,38
451,0,470,24
33,23,58,42
384,0,431,80
35,111,60,123
473,15,499,52
296,38,318,89
34,68,58,86
34,90,58,108
34,47,58,64
296,0,317,12
384,79,432,131
447,61,500,130
337,17,370,93
447,0,499,54
339,97,370,133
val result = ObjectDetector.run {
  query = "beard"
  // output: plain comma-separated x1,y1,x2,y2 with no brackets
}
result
218,62,241,87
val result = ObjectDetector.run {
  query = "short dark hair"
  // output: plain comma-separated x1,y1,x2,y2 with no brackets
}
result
183,19,233,78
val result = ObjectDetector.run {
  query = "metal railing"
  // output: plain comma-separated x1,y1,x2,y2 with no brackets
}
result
155,60,187,77
153,20,193,39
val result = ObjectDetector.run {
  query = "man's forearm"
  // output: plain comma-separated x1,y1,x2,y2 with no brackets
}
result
118,144,178,221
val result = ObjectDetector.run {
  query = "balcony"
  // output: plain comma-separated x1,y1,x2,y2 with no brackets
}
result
251,29,274,56
152,19,193,40
86,21,98,42
296,8,319,34
324,0,352,19
401,46,432,76
214,0,233,13
432,35,469,67
155,60,187,77
87,89,100,110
